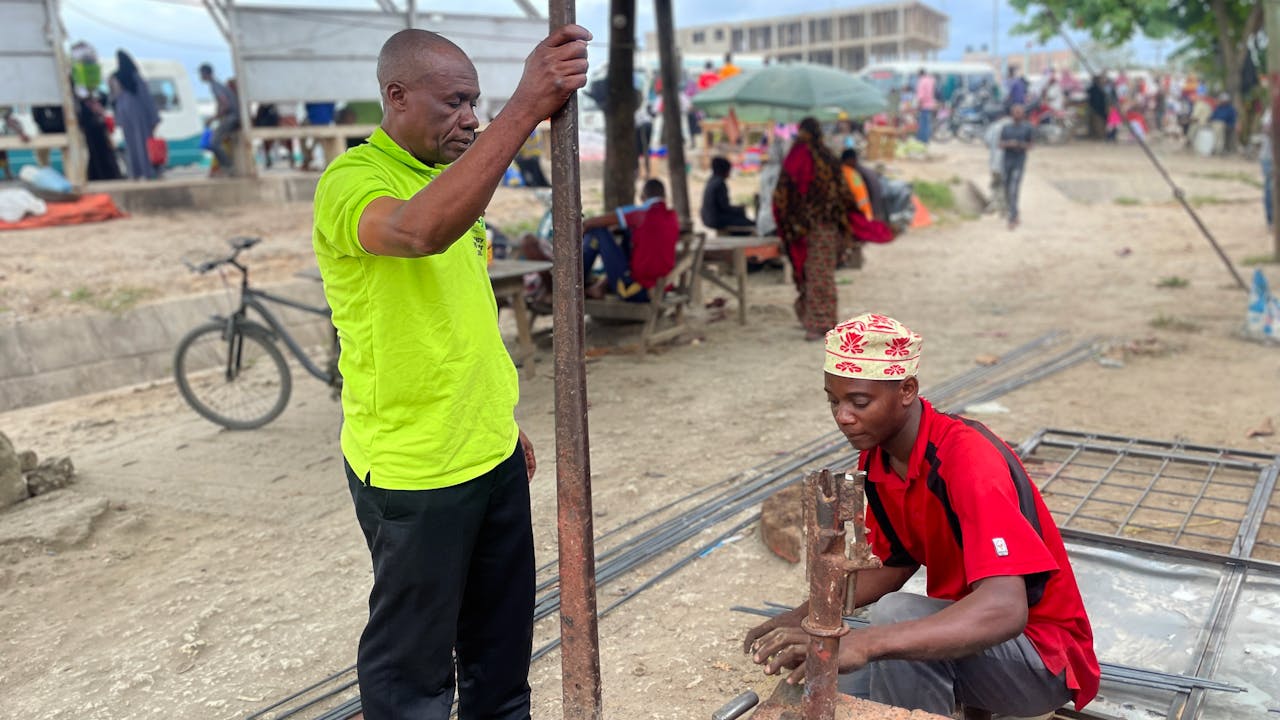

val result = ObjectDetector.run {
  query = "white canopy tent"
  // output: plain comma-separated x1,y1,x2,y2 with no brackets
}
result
0,0,87,184
201,0,546,175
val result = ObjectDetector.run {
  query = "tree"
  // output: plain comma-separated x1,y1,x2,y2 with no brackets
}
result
603,0,639,211
1010,0,1262,129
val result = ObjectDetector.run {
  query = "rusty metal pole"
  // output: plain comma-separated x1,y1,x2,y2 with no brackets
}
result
800,470,879,720
652,0,691,228
547,2,604,719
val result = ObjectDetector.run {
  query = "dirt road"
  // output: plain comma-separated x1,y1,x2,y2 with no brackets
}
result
1,140,1277,719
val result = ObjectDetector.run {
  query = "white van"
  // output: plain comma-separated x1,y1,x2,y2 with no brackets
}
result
857,61,1000,103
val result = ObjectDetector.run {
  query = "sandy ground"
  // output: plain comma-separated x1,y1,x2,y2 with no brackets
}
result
1,138,1278,720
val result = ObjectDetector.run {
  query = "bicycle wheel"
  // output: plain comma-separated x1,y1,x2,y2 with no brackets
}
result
174,320,292,430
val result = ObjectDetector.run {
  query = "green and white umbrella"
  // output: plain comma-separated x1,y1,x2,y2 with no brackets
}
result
691,63,887,123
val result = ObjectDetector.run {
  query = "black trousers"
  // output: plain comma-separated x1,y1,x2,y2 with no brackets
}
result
346,443,534,720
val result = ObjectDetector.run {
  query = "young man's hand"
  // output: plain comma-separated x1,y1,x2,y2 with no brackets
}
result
749,626,810,684
742,602,807,654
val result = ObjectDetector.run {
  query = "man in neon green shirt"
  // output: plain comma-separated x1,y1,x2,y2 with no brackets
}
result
312,26,589,720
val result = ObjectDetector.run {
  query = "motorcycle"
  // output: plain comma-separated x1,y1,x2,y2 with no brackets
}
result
1027,101,1072,145
949,90,1004,143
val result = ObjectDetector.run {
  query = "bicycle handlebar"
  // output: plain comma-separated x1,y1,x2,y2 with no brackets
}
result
184,236,262,274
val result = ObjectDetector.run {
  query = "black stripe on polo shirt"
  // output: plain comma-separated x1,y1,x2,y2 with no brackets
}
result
859,452,918,568
947,415,1051,606
924,442,965,549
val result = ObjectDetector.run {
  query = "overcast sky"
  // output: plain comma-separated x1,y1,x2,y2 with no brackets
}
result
60,0,1164,100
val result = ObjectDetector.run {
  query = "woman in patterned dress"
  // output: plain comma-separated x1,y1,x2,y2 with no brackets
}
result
772,117,860,341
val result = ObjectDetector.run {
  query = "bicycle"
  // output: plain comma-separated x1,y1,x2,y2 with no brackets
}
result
173,236,340,430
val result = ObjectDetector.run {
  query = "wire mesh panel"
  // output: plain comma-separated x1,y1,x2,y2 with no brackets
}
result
1019,429,1280,562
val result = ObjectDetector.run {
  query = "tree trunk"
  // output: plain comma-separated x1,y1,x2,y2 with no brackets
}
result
603,0,638,210
1210,0,1245,151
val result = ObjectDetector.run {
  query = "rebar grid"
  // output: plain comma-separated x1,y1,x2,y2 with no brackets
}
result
1021,430,1280,563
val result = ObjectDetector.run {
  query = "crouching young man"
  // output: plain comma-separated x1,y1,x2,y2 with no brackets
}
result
744,313,1099,718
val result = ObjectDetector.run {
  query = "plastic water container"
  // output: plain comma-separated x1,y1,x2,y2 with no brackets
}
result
305,102,336,126
1192,126,1215,157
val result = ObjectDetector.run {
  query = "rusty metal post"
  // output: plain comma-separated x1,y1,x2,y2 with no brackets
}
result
652,0,691,228
547,3,603,720
800,470,879,720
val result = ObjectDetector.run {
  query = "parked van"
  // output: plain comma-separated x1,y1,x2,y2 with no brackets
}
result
857,61,1000,103
6,58,205,175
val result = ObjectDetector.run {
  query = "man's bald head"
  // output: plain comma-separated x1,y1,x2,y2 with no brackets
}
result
377,29,468,93
377,28,482,166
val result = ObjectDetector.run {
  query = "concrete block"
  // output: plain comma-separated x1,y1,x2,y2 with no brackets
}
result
0,325,35,378
15,315,102,373
88,304,173,358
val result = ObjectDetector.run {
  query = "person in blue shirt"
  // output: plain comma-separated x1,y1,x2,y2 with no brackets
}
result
1005,66,1028,112
1209,94,1238,154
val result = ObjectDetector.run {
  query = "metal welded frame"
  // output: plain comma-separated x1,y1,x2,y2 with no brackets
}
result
1018,428,1280,720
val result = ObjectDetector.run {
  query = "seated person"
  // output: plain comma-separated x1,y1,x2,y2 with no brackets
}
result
840,147,887,223
583,178,679,302
0,106,31,180
700,156,754,234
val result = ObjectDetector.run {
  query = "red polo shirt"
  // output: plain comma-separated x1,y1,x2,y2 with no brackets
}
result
859,398,1100,709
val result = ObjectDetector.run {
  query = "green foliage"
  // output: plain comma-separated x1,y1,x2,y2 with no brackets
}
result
1114,196,1142,206
1009,1,1262,87
1189,195,1229,207
1242,254,1280,266
1149,314,1200,332
1156,276,1190,288
1191,171,1265,189
911,180,955,212
1008,0,1176,46
64,286,154,314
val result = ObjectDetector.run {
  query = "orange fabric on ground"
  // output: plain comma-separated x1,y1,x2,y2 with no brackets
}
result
0,193,125,231
910,195,932,228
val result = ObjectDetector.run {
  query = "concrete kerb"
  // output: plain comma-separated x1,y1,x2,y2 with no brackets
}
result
0,280,331,412
97,174,321,215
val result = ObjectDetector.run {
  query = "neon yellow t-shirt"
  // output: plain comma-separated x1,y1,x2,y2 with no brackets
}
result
312,128,519,490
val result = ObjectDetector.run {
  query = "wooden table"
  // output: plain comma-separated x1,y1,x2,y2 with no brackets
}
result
301,259,551,373
699,235,782,325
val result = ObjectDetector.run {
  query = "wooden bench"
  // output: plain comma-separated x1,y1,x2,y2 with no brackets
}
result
582,231,706,353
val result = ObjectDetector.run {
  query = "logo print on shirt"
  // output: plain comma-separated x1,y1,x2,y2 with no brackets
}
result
992,537,1009,557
